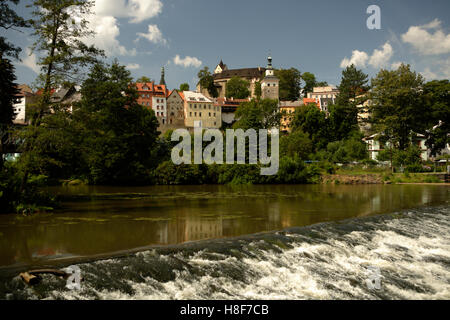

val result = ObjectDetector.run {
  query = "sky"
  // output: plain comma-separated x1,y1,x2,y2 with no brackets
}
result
5,0,450,90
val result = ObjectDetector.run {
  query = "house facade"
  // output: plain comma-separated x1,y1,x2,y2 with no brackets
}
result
135,82,168,127
183,91,221,129
307,86,339,112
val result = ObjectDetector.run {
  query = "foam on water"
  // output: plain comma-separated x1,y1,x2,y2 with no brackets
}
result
1,206,449,300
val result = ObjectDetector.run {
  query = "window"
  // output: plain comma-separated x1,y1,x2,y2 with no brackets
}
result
209,112,211,117
190,112,192,116
204,105,206,109
194,112,197,116
199,112,202,116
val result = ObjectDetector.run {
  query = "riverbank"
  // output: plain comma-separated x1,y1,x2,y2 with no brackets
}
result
322,172,448,185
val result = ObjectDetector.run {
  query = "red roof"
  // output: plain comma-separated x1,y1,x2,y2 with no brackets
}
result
303,98,320,107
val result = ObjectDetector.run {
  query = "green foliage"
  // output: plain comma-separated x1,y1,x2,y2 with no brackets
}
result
301,72,328,97
225,76,250,99
16,61,161,185
275,68,301,101
254,81,262,100
136,76,152,83
234,99,281,130
179,83,190,91
280,130,313,160
324,135,368,163
197,67,218,98
336,64,369,106
0,0,30,59
422,80,450,156
291,104,330,151
370,64,425,150
0,163,56,214
0,58,19,169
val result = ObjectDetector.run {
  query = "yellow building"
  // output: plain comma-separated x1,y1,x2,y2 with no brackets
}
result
183,91,222,129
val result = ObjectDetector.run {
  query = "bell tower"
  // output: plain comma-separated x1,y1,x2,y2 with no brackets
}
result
261,55,279,100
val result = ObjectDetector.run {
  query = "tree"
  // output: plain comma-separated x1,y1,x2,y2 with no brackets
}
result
0,59,19,169
76,61,160,184
328,103,359,141
179,83,190,91
137,76,152,83
225,76,250,99
0,0,30,59
336,64,369,106
280,130,313,160
422,80,450,157
291,104,330,151
28,0,104,124
370,64,425,150
254,81,262,100
301,72,316,97
233,99,281,130
197,67,218,98
275,68,301,101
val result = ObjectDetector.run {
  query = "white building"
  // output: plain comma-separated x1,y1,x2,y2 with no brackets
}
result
307,86,339,112
363,133,429,161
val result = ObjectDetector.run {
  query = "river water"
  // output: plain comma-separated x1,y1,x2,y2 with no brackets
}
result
0,184,448,299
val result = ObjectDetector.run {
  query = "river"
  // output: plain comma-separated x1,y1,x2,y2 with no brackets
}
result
0,184,448,299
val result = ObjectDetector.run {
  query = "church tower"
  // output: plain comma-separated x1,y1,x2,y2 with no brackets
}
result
159,67,166,86
261,55,279,100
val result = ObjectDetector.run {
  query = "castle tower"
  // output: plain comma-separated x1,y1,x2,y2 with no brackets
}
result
261,55,279,100
159,67,166,86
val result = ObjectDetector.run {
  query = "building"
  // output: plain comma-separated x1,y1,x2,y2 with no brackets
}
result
198,61,266,99
261,55,280,101
135,81,168,127
307,86,339,112
165,90,186,130
50,85,81,113
183,91,221,129
13,85,38,125
363,133,429,162
280,100,304,132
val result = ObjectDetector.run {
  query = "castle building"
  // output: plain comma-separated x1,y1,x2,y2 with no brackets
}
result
166,90,186,128
135,81,168,127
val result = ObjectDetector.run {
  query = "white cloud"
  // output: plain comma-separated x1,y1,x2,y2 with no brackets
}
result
173,55,202,68
401,19,450,55
81,0,164,57
94,0,163,24
369,42,393,68
420,57,450,80
391,61,403,70
136,25,167,45
85,15,136,56
20,48,40,74
340,50,369,68
126,63,140,70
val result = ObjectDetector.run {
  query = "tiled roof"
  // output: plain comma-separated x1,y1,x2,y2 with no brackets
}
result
213,67,266,80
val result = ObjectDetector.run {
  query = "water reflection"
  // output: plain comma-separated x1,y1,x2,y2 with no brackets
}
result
0,184,448,268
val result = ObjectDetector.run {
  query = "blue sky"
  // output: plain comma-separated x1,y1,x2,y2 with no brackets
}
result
6,0,450,90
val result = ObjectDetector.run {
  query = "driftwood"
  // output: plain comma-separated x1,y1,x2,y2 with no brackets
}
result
20,269,69,286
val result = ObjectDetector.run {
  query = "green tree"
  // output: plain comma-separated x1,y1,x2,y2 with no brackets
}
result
422,80,450,157
254,81,262,100
0,0,30,59
301,72,316,97
225,76,250,99
137,76,152,83
280,130,313,160
291,104,330,151
28,0,104,123
76,62,160,184
197,67,218,98
370,64,425,150
233,99,281,130
179,83,190,91
328,103,359,141
0,58,19,169
336,64,369,106
275,68,301,101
